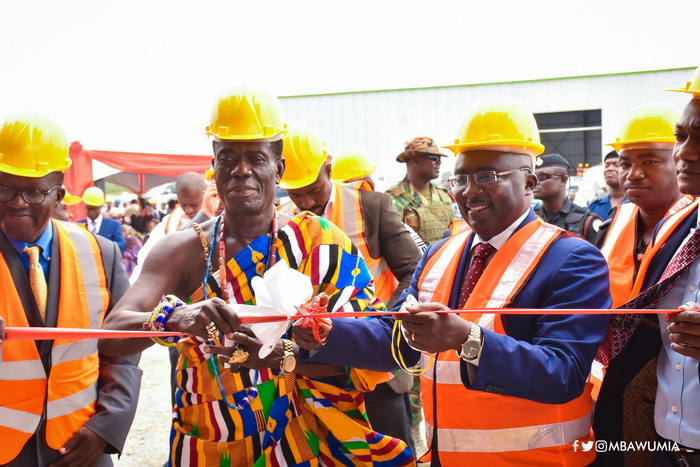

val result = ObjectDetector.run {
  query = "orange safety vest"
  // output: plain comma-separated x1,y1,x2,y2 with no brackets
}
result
416,218,596,466
629,197,699,298
447,218,469,236
346,179,374,192
601,196,693,307
327,181,398,304
0,220,110,465
163,206,186,234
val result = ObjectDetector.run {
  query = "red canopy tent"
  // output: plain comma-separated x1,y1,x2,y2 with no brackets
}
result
64,141,212,219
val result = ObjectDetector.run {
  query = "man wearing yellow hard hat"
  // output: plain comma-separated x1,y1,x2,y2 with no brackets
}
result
386,137,455,246
100,87,415,465
51,187,81,221
278,124,422,454
279,123,421,307
0,115,141,466
392,96,611,465
77,186,127,253
331,145,427,252
589,101,689,466
331,145,377,189
596,66,700,466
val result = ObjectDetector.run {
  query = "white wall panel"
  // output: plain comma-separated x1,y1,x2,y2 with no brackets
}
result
280,68,694,188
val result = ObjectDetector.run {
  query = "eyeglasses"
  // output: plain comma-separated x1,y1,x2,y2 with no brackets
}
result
536,172,567,182
448,168,532,188
0,184,62,205
426,154,442,162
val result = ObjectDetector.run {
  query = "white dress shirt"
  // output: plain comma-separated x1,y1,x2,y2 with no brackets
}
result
653,211,700,448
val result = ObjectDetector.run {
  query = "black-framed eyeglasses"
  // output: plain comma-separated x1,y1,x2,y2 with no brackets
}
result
448,168,532,189
426,154,442,162
0,184,62,205
536,172,567,182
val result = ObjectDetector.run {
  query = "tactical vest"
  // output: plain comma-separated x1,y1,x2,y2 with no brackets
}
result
535,202,599,240
393,184,454,245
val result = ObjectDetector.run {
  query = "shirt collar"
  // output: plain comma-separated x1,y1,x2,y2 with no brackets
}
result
471,208,530,252
6,221,53,261
322,182,336,219
90,213,103,229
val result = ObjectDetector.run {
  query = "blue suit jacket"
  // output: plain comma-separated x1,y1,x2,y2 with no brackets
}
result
393,209,611,404
77,217,127,254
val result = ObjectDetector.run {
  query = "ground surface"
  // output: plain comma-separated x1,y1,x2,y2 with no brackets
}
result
115,345,171,466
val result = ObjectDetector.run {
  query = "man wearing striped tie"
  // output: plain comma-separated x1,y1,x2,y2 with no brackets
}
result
0,115,141,466
595,67,700,467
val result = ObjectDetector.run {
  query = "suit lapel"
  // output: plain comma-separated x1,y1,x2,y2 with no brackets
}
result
642,207,699,289
45,223,60,328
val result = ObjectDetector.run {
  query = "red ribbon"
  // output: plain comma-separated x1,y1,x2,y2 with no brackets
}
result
2,307,677,341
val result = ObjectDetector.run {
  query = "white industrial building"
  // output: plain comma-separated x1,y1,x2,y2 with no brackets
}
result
280,66,695,202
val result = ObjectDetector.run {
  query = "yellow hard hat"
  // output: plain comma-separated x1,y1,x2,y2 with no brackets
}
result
443,97,545,156
331,145,376,182
206,86,287,141
608,101,680,151
0,115,71,178
63,187,82,206
82,186,106,207
278,124,328,189
668,66,700,96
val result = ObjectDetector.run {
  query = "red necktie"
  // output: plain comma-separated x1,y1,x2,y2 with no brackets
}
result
458,242,497,308
598,225,700,365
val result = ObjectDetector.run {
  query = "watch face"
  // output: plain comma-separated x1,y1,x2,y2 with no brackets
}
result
282,355,296,373
461,340,480,360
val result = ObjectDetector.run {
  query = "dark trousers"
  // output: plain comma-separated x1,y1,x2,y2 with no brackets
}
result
364,382,415,455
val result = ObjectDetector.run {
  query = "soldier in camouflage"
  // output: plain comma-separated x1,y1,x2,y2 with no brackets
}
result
386,137,454,246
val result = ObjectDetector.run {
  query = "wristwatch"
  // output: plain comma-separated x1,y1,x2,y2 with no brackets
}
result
278,339,296,377
458,323,483,361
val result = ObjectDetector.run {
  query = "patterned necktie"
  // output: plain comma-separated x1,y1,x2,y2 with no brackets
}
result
458,242,497,308
23,245,47,324
90,220,97,233
598,224,700,365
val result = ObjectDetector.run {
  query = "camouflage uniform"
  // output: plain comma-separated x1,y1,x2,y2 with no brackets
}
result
388,137,455,247
386,177,454,246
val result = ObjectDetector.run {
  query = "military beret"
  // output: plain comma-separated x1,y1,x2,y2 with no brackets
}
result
535,153,571,170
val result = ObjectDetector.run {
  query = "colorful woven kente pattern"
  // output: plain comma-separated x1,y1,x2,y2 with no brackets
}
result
170,212,415,466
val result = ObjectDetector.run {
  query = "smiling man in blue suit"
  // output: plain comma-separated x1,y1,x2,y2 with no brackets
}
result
392,97,610,466
77,186,126,254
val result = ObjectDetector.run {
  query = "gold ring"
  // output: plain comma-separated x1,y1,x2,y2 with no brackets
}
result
228,348,249,364
205,322,220,341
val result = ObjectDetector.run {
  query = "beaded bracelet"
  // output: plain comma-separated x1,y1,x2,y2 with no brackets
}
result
210,361,260,410
145,295,184,347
